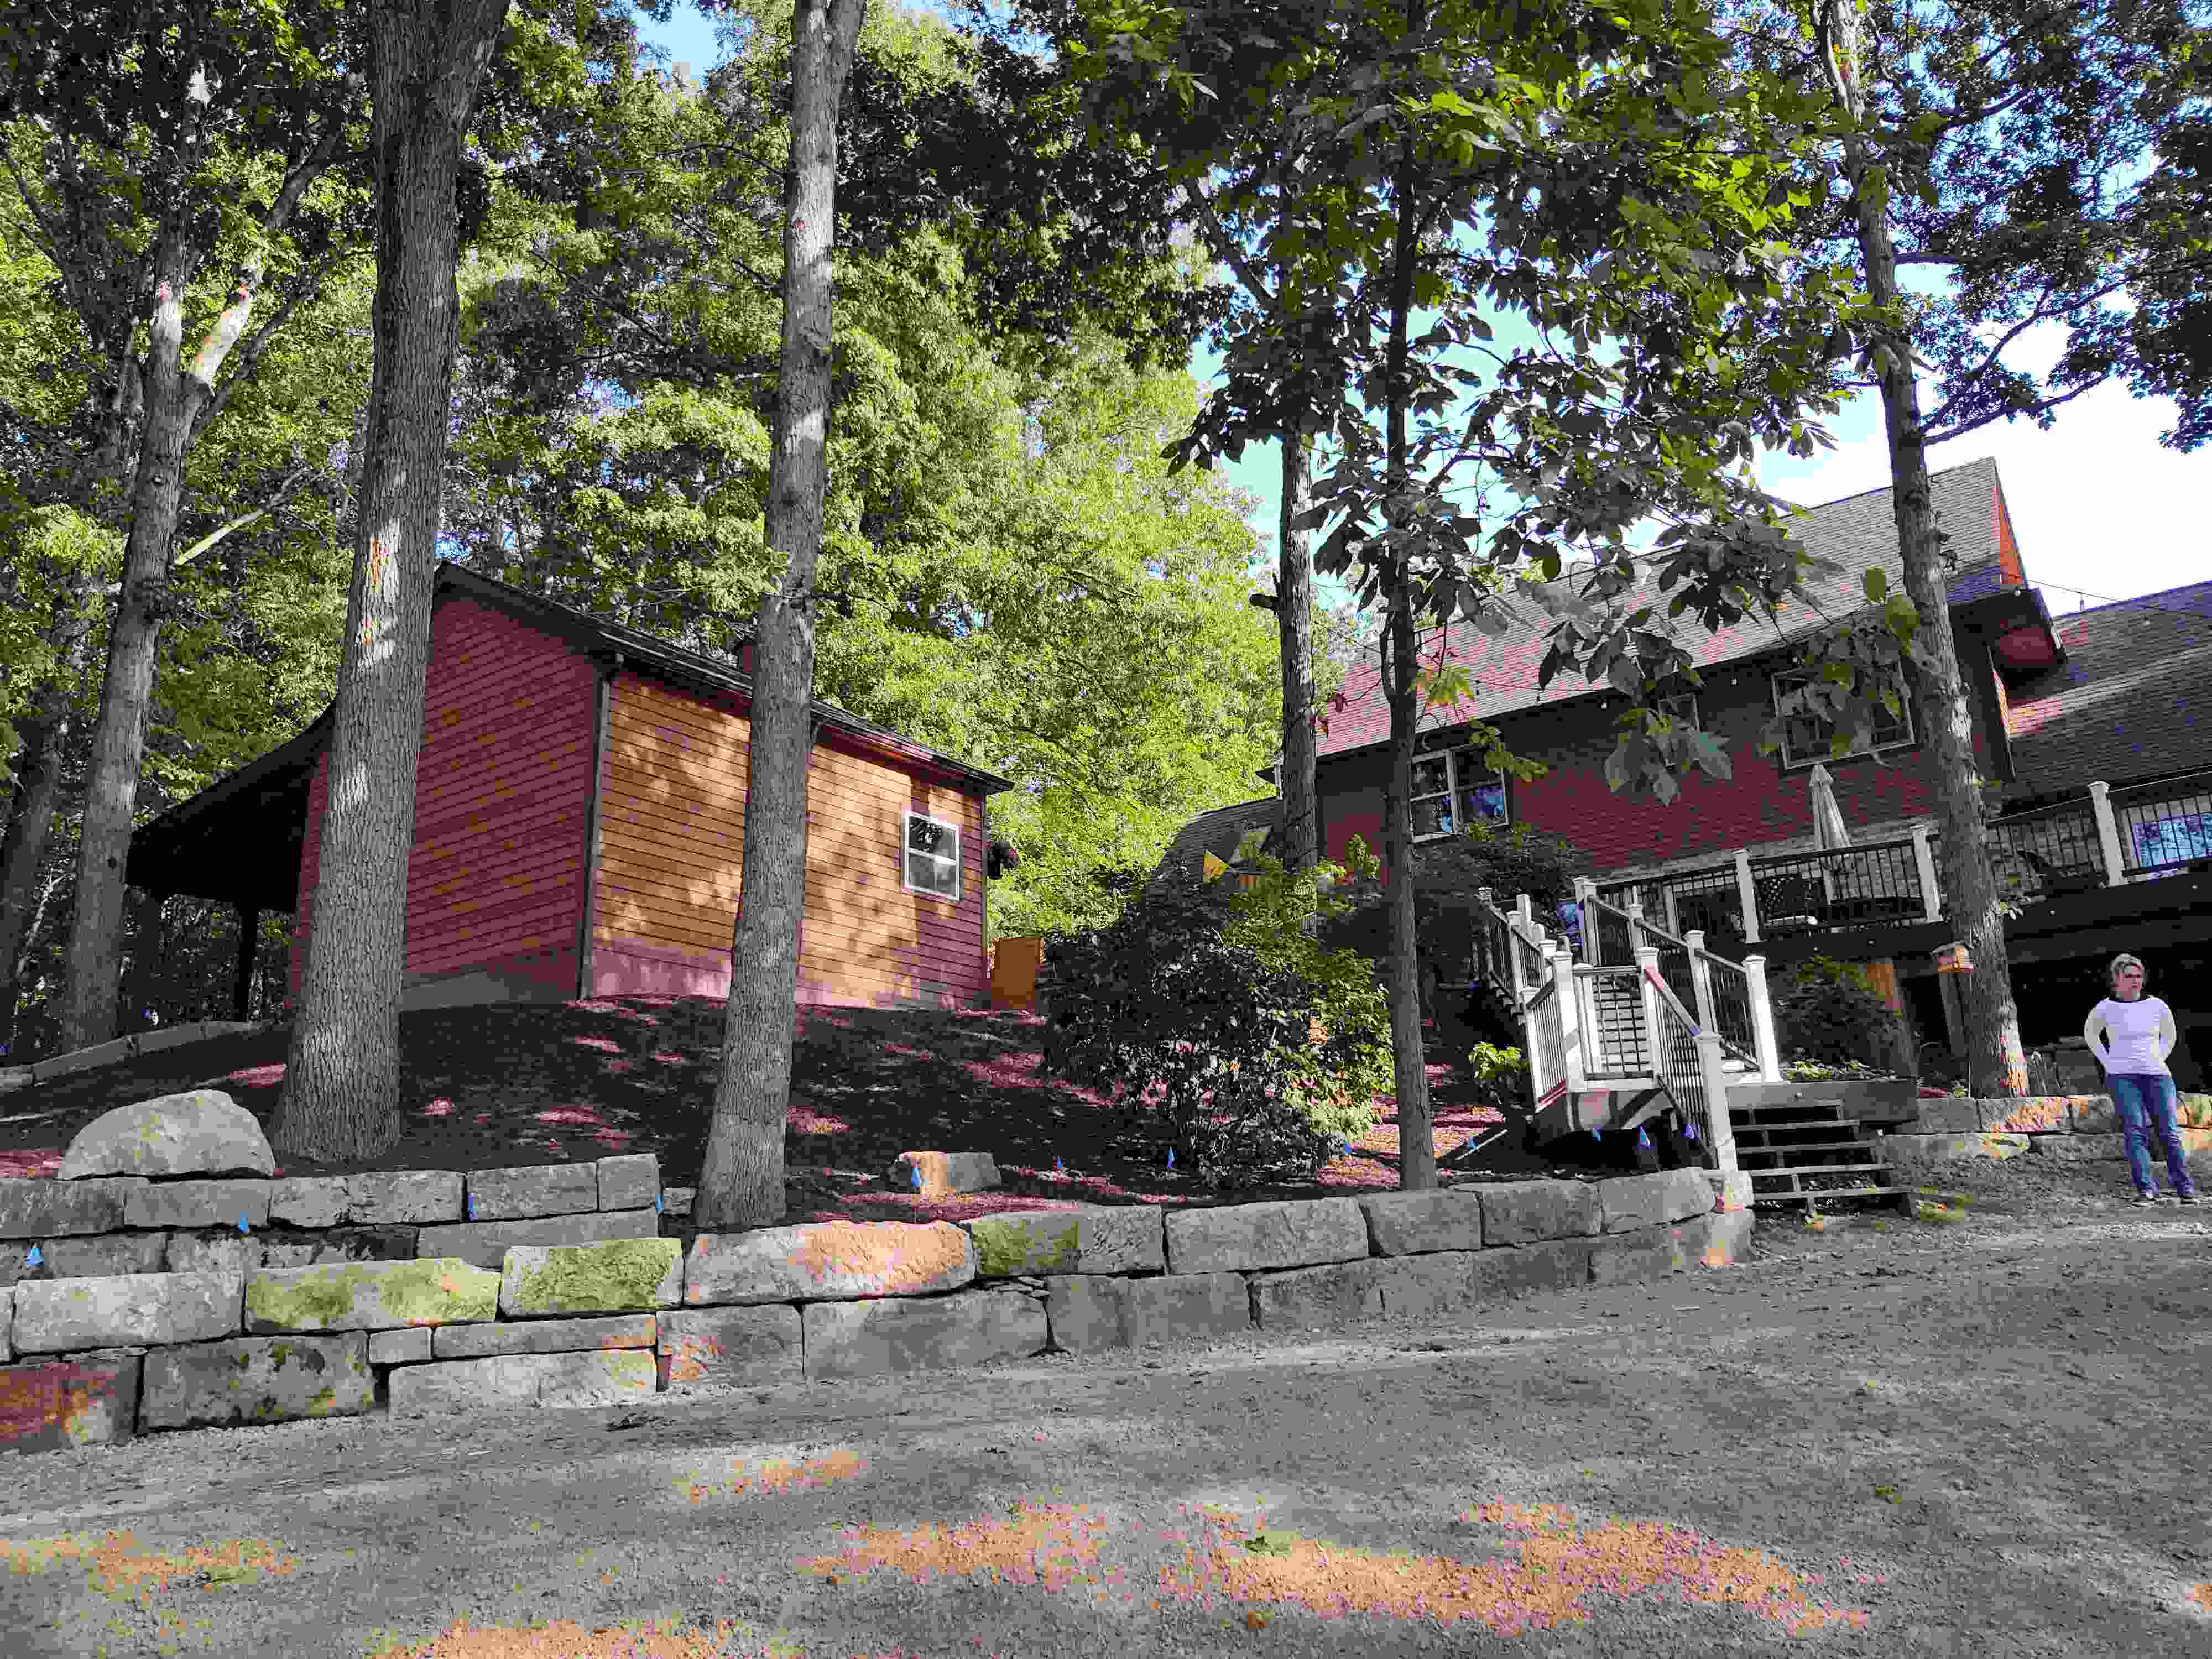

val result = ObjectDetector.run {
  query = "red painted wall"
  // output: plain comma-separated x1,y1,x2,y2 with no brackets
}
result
1318,646,2005,875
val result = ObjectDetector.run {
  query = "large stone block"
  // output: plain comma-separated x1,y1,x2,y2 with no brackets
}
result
1044,1275,1125,1354
1357,1190,1484,1256
139,1333,374,1431
1979,1096,2070,1134
1595,1175,1667,1234
1468,1239,1593,1302
801,1288,1047,1381
387,1349,656,1417
164,1232,250,1276
12,1271,241,1353
2179,1094,2212,1130
1589,1222,1686,1286
1911,1096,1981,1133
270,1170,462,1228
416,1208,660,1270
369,1327,431,1365
596,1155,661,1212
466,1164,599,1222
684,1221,975,1306
0,1284,11,1361
2069,1095,2120,1134
434,1313,657,1359
244,1258,499,1333
888,1151,1001,1198
1884,1131,2031,1162
1249,1260,1383,1331
1477,1181,1602,1246
0,1348,142,1453
56,1090,274,1180
1653,1168,1716,1224
1681,1209,1755,1267
1163,1198,1367,1275
123,1178,270,1230
498,1238,682,1316
29,1232,168,1280
2181,1126,2212,1155
655,1306,804,1386
1706,1170,1755,1215
0,1177,146,1240
963,1210,1083,1277
1372,1253,1475,1319
1078,1206,1164,1274
2031,1133,2126,1162
1121,1272,1252,1347
0,1241,24,1287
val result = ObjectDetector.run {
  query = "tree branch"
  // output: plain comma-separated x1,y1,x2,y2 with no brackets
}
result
1182,179,1275,309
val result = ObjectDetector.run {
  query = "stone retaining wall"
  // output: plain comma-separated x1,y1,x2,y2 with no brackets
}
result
1884,1093,2212,1165
0,1020,265,1094
0,1157,1754,1457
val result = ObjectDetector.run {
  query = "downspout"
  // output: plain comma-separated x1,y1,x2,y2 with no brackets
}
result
575,653,619,998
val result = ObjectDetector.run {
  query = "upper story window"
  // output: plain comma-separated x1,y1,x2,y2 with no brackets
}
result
904,811,961,900
1771,669,1914,769
1410,744,1508,839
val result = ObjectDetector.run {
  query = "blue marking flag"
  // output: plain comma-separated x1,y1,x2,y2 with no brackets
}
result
1055,1158,1066,1176
1636,1128,1652,1150
910,1164,923,1190
25,1244,41,1267
468,1194,478,1219
1591,1128,1601,1141
237,1212,250,1234
1167,1147,1176,1170
1686,1122,1700,1141
655,1193,664,1213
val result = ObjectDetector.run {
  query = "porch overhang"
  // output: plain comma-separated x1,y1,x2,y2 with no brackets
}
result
125,711,327,912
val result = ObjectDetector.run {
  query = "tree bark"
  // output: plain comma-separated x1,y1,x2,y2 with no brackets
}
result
1828,0,2026,1095
693,0,869,1231
271,0,508,1162
1381,132,1436,1191
1277,426,1319,877
0,593,98,1050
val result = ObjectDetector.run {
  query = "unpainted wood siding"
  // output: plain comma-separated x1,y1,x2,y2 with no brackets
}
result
285,596,597,1005
589,670,988,1007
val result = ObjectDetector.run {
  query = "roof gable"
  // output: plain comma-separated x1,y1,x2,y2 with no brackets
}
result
1316,457,2016,760
1145,797,1284,892
2004,579,2212,795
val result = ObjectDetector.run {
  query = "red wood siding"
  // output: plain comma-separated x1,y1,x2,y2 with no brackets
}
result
1319,653,2007,877
285,597,598,1007
286,750,330,1006
588,671,988,1008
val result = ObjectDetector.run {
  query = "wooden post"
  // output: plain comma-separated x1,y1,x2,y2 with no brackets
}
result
1685,928,1719,1034
123,887,166,1036
1911,822,1942,921
1744,953,1783,1082
1663,883,1682,941
1572,877,1597,964
1633,943,1665,1079
2089,780,2127,884
1551,943,1587,1093
1695,1029,1739,1175
232,906,260,1022
1734,848,1761,944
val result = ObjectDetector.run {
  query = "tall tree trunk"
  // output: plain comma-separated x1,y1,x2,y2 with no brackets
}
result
1381,133,1436,1191
0,593,98,1050
1277,426,1318,877
270,0,508,1162
1827,0,2025,1095
693,0,869,1232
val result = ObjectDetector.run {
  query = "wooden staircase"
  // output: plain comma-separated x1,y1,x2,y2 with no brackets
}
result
1729,1092,1912,1213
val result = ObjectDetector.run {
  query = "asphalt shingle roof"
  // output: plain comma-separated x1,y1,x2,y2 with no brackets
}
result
1145,796,1284,893
1316,457,2012,758
2006,580,2212,796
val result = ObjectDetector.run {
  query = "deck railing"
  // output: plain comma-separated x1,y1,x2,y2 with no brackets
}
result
1640,962,1740,1175
2109,768,2212,878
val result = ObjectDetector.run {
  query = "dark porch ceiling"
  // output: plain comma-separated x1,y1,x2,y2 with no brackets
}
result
125,712,327,912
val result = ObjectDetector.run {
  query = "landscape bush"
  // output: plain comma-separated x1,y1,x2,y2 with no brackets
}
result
1773,955,1911,1074
1039,846,1394,1188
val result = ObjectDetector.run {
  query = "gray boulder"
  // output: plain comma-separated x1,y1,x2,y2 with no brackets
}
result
56,1089,274,1180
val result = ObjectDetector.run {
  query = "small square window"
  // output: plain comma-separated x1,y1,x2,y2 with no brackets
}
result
1410,742,1508,841
904,811,961,900
1772,670,1913,769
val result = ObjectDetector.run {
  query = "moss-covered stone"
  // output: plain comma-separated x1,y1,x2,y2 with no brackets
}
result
243,1259,499,1332
964,1212,1082,1279
498,1238,682,1316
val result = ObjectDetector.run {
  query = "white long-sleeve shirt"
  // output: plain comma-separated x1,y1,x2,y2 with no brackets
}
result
2084,996,2177,1077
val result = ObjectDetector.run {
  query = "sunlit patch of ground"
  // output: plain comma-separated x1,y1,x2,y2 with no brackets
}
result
2192,1582,2212,1610
2,1529,296,1643
363,1614,805,1657
676,1449,868,1505
793,1498,1872,1638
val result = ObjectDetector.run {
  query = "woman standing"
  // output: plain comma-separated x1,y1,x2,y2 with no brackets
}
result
2084,954,2200,1207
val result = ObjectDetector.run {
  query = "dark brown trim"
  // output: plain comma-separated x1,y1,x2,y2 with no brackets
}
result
575,655,617,999
232,906,260,1021
1967,635,2015,782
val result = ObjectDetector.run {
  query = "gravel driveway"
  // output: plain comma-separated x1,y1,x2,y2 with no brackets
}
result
3,1161,2209,1658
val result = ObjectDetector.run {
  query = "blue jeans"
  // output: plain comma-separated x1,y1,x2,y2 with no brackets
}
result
2108,1074,2196,1197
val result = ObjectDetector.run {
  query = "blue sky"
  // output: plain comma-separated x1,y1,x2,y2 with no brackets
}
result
635,3,2205,623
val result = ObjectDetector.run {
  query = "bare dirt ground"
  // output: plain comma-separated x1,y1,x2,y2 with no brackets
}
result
4,1155,2209,1659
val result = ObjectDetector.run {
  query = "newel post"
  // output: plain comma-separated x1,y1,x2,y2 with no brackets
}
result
1633,943,1665,1077
1551,942,1587,1094
1744,953,1783,1082
1733,848,1760,944
1694,1029,1740,1175
1684,928,1719,1034
2089,781,2127,885
1911,822,1943,921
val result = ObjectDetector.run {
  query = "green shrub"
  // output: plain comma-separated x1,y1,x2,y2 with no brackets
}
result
1040,848,1394,1188
1465,1042,1531,1113
1773,955,1908,1073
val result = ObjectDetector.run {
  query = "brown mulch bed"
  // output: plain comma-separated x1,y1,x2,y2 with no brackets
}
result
0,998,1615,1224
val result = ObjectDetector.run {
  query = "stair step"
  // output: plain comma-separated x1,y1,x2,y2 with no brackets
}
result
1749,1160,1900,1180
1735,1137,1883,1155
1753,1185,1911,1206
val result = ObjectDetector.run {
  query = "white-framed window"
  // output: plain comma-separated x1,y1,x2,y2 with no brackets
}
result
1771,669,1913,769
904,810,961,900
1410,744,1508,840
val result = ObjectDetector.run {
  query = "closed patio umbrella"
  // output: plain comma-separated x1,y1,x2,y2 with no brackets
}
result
1809,763,1850,851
